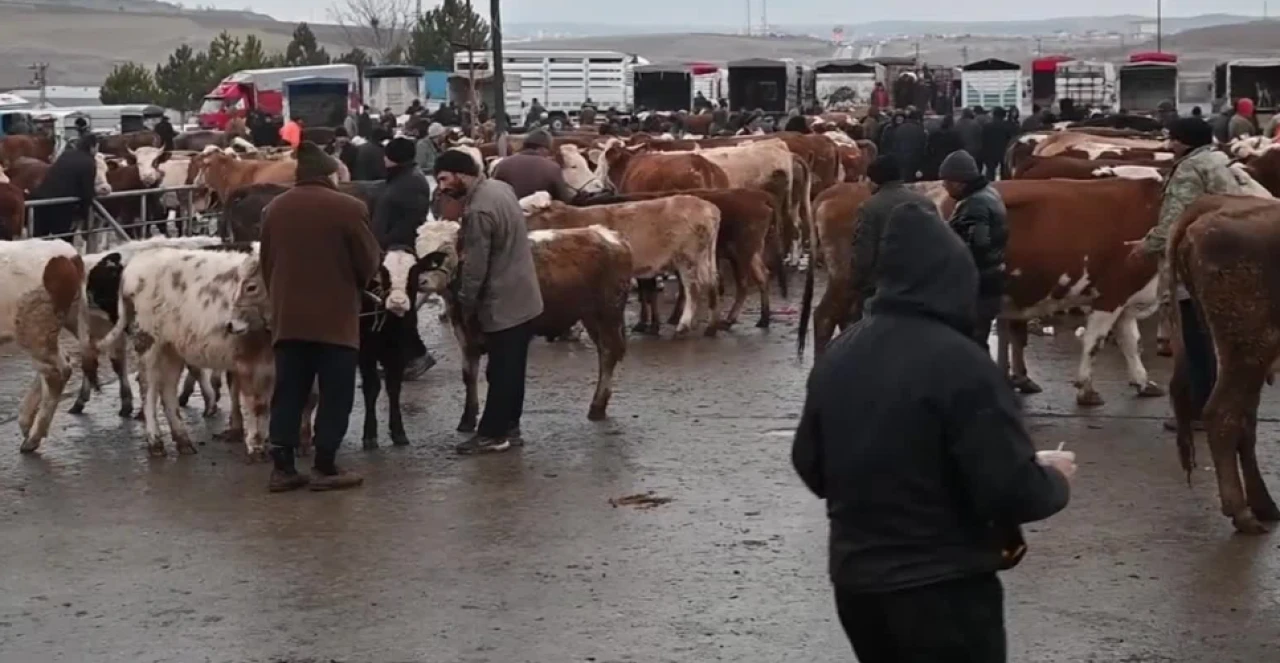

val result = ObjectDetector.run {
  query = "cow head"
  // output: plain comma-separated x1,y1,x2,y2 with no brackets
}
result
92,153,113,197
227,256,269,335
560,144,606,195
413,219,461,295
85,252,125,322
129,146,171,187
380,248,419,317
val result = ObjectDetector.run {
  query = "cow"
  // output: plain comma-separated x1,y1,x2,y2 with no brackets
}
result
5,157,51,193
416,220,630,429
99,246,291,459
102,148,169,238
1031,131,1168,159
79,236,225,418
0,181,22,240
188,150,301,206
99,130,161,158
522,193,721,336
1242,147,1280,197
798,182,875,358
1167,195,1280,535
0,239,96,453
577,188,780,330
1013,154,1172,180
0,134,55,167
598,147,731,193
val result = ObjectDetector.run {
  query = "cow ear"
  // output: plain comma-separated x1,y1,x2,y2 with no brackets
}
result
417,251,448,272
587,149,602,165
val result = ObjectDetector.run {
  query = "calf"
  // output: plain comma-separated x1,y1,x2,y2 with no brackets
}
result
416,221,630,429
1168,195,1280,534
0,239,96,453
522,193,721,336
100,246,290,459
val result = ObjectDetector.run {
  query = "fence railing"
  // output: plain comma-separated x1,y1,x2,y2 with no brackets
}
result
23,185,219,253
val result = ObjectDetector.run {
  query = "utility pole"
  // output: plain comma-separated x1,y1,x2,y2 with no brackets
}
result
745,0,751,36
1156,0,1163,52
492,0,507,154
29,62,48,109
1035,37,1042,56
761,0,767,34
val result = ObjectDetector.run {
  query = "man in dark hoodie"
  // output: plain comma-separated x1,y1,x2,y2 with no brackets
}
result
849,154,934,322
956,107,983,159
980,107,1017,180
888,110,926,182
353,128,389,181
793,200,1073,663
940,149,1008,348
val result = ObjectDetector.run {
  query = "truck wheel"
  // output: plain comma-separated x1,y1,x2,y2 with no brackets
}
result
549,116,566,132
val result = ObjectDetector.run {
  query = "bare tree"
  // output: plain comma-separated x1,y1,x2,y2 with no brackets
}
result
329,0,414,65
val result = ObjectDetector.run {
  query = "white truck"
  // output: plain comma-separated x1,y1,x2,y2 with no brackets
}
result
454,49,644,130
960,59,1024,114
1055,60,1116,112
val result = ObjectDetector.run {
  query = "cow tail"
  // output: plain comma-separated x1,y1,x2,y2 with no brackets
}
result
76,296,101,392
797,255,815,358
767,218,788,299
1165,203,1198,483
99,293,133,358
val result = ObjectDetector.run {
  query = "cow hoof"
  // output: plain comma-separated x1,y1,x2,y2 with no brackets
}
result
587,407,607,422
214,428,244,443
391,433,410,447
202,404,220,419
1076,389,1105,407
118,404,134,418
362,438,379,451
147,444,168,459
1135,381,1165,398
176,442,198,456
68,401,86,415
244,449,268,464
755,318,770,329
630,321,649,334
178,394,191,408
1232,511,1270,535
1255,502,1280,523
133,410,146,422
1009,375,1043,395
703,325,720,338
19,439,40,454
457,419,477,433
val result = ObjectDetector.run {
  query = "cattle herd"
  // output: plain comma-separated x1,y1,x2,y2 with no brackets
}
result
6,114,1280,534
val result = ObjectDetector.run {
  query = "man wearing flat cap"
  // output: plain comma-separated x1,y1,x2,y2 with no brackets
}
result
373,136,437,379
261,141,381,492
435,150,544,455
491,128,576,202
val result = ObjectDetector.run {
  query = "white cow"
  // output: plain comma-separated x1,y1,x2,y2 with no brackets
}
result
0,239,95,453
91,153,113,196
99,245,293,459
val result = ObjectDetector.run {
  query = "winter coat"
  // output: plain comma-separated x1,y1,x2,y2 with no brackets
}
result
456,179,544,333
259,179,381,350
352,141,388,182
888,120,926,180
923,126,962,180
792,200,1070,593
491,151,575,202
372,164,433,250
29,147,99,237
980,119,1017,167
948,179,1008,298
956,116,983,157
849,182,935,316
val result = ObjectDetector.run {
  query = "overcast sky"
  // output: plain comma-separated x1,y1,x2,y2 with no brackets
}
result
274,1,1268,29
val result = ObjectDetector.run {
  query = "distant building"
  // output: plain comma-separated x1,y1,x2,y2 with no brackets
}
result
1,86,102,109
1131,20,1159,39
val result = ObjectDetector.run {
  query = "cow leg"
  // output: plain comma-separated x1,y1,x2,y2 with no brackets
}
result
160,354,196,455
634,279,660,335
1005,321,1041,394
1073,309,1122,407
1203,369,1270,534
673,268,697,336
211,372,224,403
69,368,92,415
668,273,687,326
215,373,245,443
1114,310,1164,398
133,359,149,421
196,369,219,417
178,369,198,407
19,357,70,454
1156,317,1173,357
385,359,409,446
457,349,483,433
142,349,177,457
1240,405,1280,523
359,351,382,449
813,284,852,358
239,367,273,462
584,317,624,421
113,351,133,418
17,376,42,446
752,253,771,329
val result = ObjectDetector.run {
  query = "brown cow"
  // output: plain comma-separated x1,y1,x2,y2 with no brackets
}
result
189,150,301,206
99,130,161,158
798,182,874,357
416,221,631,428
0,181,25,240
1243,148,1280,197
1014,155,1171,180
578,188,779,329
522,193,721,336
1168,195,1280,534
604,148,731,193
0,134,55,167
5,157,51,193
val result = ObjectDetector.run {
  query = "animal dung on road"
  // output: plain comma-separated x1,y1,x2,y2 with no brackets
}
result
609,492,673,510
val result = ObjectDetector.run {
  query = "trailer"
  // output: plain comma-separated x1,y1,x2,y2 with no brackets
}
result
727,58,812,115
634,63,693,112
454,49,641,128
813,59,880,111
961,58,1023,114
1031,55,1072,109
1118,52,1179,114
689,63,725,105
1215,59,1280,114
364,64,426,116
867,55,919,109
1055,59,1115,113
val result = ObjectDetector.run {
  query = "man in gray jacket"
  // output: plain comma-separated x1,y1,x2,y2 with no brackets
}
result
849,155,934,322
434,150,545,455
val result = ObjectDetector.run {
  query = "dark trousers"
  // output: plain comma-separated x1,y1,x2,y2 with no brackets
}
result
403,308,428,360
1180,298,1217,414
836,574,1006,663
973,296,1001,350
269,340,358,473
983,161,1001,181
478,321,534,438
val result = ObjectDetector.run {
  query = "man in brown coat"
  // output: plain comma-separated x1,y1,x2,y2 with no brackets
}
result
435,149,544,454
260,141,381,492
491,129,575,202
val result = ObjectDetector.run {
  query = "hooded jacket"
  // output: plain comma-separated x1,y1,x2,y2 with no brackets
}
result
849,182,934,317
949,179,1008,297
792,201,1069,593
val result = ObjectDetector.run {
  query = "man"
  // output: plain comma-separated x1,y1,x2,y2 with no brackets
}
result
374,136,436,380
333,127,358,175
30,133,101,238
1130,117,1252,432
525,98,546,129
849,154,935,322
154,115,176,151
416,122,445,178
1230,98,1257,139
1210,99,1234,144
861,108,882,147
357,105,374,139
923,114,961,181
352,128,389,181
580,98,597,126
405,99,424,117
260,141,380,492
1020,104,1044,133
980,107,1016,180
939,149,1008,348
870,82,890,110
956,107,982,158
434,150,544,455
279,115,303,150
693,91,712,112
491,129,575,202
888,110,926,183
793,200,1073,663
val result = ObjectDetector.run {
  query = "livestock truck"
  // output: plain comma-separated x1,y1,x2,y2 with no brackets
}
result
198,64,359,130
1215,59,1280,114
813,59,881,111
961,59,1023,115
633,63,723,112
727,57,814,115
1117,52,1179,114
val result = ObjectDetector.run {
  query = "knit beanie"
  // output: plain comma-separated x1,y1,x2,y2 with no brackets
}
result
385,137,417,165
939,150,981,183
294,141,337,180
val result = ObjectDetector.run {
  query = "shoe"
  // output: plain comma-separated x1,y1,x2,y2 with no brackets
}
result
507,426,524,447
1164,418,1205,432
402,354,437,382
455,435,512,455
309,468,364,491
268,470,310,493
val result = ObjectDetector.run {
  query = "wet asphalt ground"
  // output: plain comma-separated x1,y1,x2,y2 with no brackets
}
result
1,289,1279,663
